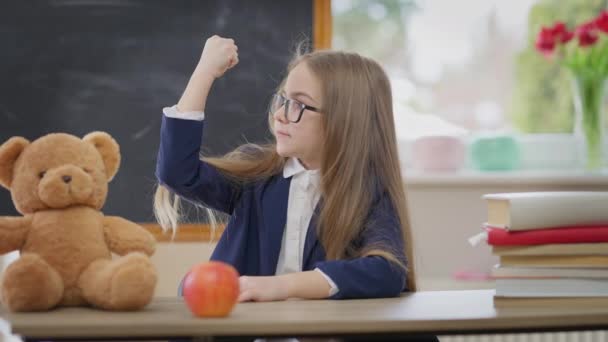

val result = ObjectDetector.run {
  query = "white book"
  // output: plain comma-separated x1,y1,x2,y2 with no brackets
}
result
483,191,608,231
496,278,608,297
491,265,608,279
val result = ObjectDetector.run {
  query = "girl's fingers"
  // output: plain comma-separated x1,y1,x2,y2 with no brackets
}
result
238,290,254,302
229,55,239,69
226,52,239,69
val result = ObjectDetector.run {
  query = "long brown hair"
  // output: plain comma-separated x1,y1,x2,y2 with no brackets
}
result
154,50,416,290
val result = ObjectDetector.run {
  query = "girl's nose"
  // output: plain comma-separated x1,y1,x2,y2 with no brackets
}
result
273,107,288,124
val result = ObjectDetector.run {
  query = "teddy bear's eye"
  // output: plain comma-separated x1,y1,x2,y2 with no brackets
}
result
38,171,46,179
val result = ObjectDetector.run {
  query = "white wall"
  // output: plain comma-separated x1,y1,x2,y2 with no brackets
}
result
150,242,215,296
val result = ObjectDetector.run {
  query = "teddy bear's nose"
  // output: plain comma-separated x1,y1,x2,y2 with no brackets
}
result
62,175,72,183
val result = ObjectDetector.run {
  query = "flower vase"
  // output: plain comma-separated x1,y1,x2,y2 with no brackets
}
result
571,74,606,171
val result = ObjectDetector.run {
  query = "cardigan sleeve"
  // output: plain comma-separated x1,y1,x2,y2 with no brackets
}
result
155,114,242,214
314,193,409,299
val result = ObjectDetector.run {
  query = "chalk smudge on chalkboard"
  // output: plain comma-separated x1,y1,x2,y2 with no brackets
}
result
132,122,155,141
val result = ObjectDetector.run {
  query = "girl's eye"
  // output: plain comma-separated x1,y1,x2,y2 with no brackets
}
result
83,167,92,173
38,171,46,179
290,100,303,111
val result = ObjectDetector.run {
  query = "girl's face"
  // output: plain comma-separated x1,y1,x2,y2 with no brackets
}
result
272,62,324,170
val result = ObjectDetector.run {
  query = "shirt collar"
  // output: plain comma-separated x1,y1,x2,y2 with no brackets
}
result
283,157,319,178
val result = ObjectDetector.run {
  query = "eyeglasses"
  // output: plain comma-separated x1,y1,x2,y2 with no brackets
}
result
269,93,321,123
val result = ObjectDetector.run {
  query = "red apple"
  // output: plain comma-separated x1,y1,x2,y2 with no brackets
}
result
182,261,240,317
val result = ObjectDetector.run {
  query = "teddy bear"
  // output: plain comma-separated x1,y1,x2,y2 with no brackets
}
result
0,132,157,312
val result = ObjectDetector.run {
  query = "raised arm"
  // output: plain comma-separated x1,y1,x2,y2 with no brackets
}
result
103,216,156,256
155,36,242,214
0,216,31,254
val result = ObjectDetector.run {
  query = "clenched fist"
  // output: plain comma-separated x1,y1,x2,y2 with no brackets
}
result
197,35,239,79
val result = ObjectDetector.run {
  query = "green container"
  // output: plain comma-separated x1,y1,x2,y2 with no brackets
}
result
470,135,520,171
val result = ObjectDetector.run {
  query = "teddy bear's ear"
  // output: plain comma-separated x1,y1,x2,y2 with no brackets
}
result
83,132,121,181
0,137,30,189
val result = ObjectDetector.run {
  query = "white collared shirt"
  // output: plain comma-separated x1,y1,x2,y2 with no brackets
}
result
276,157,320,275
163,105,338,297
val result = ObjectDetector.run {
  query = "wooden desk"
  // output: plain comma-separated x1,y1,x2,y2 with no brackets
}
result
3,290,608,340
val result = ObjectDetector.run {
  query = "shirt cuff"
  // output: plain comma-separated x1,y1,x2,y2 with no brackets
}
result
163,105,205,121
315,268,339,297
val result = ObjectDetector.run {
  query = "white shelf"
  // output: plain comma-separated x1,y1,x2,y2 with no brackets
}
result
405,169,608,187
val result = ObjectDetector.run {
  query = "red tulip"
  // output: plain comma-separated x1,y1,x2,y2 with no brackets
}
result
182,261,240,318
535,22,574,57
595,10,608,33
552,22,574,43
536,27,556,55
576,22,598,47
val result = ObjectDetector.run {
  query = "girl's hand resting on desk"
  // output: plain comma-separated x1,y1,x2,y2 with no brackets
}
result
238,275,289,302
198,35,239,78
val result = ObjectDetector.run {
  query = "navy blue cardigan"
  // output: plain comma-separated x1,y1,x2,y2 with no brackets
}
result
156,116,409,299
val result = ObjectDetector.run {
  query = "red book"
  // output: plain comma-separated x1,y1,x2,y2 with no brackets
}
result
485,225,608,246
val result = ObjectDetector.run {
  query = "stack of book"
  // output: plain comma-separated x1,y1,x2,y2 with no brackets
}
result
478,191,608,307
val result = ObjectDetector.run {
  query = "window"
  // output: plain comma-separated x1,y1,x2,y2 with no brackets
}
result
332,0,607,172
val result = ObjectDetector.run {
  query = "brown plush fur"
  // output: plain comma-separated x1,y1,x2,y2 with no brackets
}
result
0,132,157,312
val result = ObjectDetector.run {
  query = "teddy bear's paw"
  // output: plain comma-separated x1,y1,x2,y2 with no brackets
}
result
108,253,157,310
1,253,64,312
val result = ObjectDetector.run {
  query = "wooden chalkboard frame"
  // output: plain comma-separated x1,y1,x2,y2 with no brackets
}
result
314,0,332,50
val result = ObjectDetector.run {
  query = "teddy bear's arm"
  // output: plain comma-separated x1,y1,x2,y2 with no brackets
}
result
0,215,31,254
103,216,156,256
